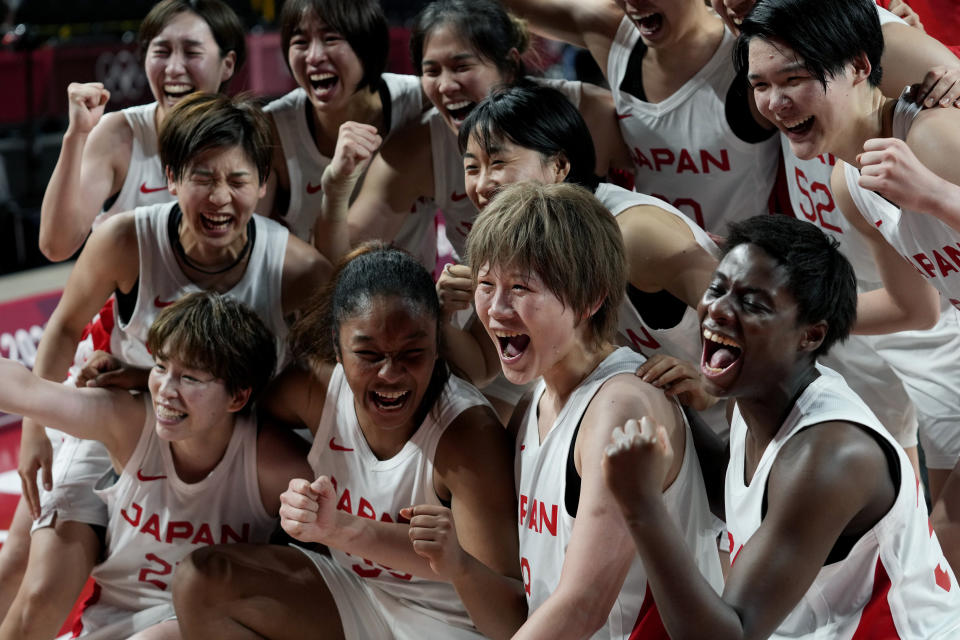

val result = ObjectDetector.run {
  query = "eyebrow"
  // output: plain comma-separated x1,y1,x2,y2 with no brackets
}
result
352,331,430,344
153,37,207,48
748,61,806,82
422,52,477,66
191,168,252,177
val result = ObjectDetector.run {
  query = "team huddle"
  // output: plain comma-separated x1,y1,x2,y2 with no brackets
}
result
0,0,959,638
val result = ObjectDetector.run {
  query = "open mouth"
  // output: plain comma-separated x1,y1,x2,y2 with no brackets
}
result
629,11,664,37
495,331,530,363
781,115,815,138
701,327,743,379
445,100,476,126
310,72,339,94
164,83,194,101
200,213,232,233
371,389,411,412
155,403,186,423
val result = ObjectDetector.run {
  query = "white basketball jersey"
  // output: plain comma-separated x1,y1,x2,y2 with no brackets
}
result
81,397,274,634
606,17,779,233
843,92,960,311
725,366,960,639
516,347,723,639
265,73,425,241
112,201,289,368
95,102,173,228
308,365,492,631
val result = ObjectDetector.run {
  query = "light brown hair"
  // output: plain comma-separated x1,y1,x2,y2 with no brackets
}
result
466,181,625,347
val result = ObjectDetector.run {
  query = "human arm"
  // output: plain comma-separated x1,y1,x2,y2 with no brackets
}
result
18,214,140,514
258,365,333,437
0,358,141,461
513,374,685,639
312,121,382,262
637,355,718,412
406,404,525,639
578,83,632,174
603,416,894,640
39,83,131,261
500,0,622,72
831,162,941,333
619,203,718,308
255,422,313,516
344,121,434,249
280,233,332,320
74,350,150,390
437,264,502,387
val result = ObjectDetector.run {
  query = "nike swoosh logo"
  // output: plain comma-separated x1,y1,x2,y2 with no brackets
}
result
154,296,176,308
137,469,167,482
450,192,468,202
140,182,167,194
329,437,354,452
616,113,632,120
306,182,323,195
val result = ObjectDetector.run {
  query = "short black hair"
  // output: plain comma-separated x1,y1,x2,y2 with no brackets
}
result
459,84,601,192
139,0,246,91
280,0,388,93
410,0,528,81
724,215,856,357
734,0,883,89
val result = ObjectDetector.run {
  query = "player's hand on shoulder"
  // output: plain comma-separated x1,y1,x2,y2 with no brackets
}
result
402,504,469,581
601,416,674,523
66,82,111,135
436,263,474,321
279,475,338,543
636,354,718,412
913,66,960,109
76,351,149,390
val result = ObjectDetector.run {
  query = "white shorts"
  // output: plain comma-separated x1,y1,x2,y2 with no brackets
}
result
295,547,483,640
32,431,111,533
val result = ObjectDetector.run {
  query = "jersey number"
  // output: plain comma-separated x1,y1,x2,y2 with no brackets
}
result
138,553,173,591
793,167,842,233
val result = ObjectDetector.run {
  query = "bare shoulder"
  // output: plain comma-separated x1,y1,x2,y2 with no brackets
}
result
256,420,313,515
282,233,332,315
378,119,432,167
583,371,682,441
436,403,509,467
88,110,135,167
261,363,334,432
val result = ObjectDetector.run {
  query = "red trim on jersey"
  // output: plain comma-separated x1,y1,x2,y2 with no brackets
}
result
628,584,670,639
850,557,901,639
71,581,102,638
79,298,116,355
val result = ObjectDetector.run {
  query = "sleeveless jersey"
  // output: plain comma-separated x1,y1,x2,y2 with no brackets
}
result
427,78,584,260
606,17,779,233
779,4,905,285
308,365,492,631
265,73,425,241
82,397,274,634
112,201,289,368
95,102,173,229
842,91,960,311
516,347,723,639
725,366,960,639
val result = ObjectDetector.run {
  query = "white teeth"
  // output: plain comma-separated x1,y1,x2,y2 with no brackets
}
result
203,214,231,223
733,17,743,25
164,83,193,93
493,330,524,338
446,100,471,110
782,115,813,129
703,328,741,349
155,404,186,420
309,72,336,81
375,390,407,399
629,11,656,20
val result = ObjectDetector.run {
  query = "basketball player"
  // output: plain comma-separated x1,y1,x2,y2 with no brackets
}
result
603,214,960,639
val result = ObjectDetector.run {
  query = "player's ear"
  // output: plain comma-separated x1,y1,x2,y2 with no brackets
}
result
798,320,827,354
227,386,252,413
850,51,872,85
166,166,178,195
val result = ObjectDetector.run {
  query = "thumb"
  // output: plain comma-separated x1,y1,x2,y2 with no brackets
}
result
311,475,334,496
42,462,53,492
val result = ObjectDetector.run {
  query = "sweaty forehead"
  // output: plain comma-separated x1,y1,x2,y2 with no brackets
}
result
719,243,792,292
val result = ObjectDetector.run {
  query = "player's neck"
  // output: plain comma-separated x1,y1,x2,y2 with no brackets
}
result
311,86,384,156
736,363,819,447
169,417,237,484
838,89,892,168
642,9,723,74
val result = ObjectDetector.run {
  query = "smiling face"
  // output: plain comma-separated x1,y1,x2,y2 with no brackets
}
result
697,243,816,399
474,262,584,385
148,351,248,442
747,38,862,160
420,23,509,133
337,295,439,435
169,144,265,250
287,9,365,113
145,10,235,120
463,134,568,210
